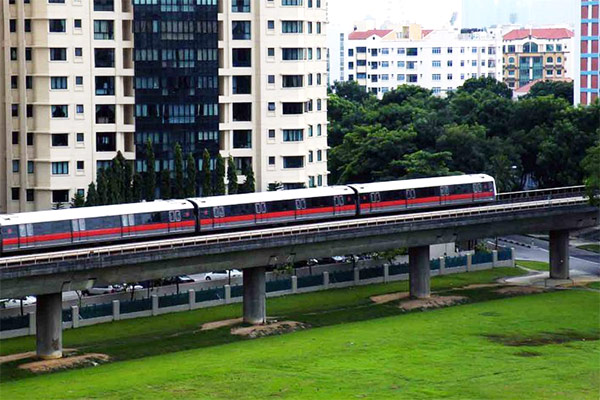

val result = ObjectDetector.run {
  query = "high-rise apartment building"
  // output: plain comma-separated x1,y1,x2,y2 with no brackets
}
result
343,25,503,98
132,0,219,190
575,0,599,106
1,0,135,213
219,0,329,190
502,28,574,91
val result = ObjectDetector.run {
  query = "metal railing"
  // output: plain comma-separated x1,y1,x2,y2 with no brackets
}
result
496,186,585,203
0,195,590,269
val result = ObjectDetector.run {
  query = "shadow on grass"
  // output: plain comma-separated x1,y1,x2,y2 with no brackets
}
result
484,329,600,347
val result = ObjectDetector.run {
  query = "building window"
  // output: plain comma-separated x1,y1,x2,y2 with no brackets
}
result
11,76,18,89
77,161,84,170
317,150,322,161
52,162,69,175
50,48,67,61
27,161,34,174
11,104,19,117
432,47,441,54
232,76,251,94
232,21,251,40
282,102,303,115
52,190,69,203
94,0,114,11
74,19,82,29
11,188,20,201
268,129,276,139
52,133,68,146
50,76,68,89
51,105,68,118
12,160,19,173
268,75,275,84
77,132,84,142
27,132,34,145
283,129,303,142
96,105,115,123
268,102,276,111
96,132,116,151
232,103,252,121
94,48,115,67
232,48,251,67
268,20,275,30
283,156,304,169
75,47,83,57
95,76,115,95
232,0,250,12
94,20,114,40
233,130,252,149
49,19,66,33
76,76,83,86
12,131,19,144
26,189,34,202
268,156,275,165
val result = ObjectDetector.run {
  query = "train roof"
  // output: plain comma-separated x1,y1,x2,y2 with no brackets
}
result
0,200,193,226
347,174,495,193
188,186,354,208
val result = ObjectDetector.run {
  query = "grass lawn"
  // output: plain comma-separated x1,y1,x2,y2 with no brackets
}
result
588,282,600,290
516,260,549,271
578,244,600,253
1,288,598,399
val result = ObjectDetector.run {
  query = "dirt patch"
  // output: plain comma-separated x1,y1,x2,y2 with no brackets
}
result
398,295,467,311
200,318,243,331
0,348,76,365
18,353,109,373
370,292,409,305
494,286,546,295
485,330,600,347
231,321,309,339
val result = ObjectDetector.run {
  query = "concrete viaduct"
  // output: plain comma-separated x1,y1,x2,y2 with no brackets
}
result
0,193,597,359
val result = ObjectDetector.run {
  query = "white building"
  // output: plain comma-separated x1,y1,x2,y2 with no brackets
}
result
219,0,329,190
1,0,135,213
343,25,503,98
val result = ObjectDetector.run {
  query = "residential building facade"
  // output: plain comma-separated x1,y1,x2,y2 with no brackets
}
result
1,0,135,213
502,28,574,90
343,25,503,98
575,0,599,106
219,0,329,190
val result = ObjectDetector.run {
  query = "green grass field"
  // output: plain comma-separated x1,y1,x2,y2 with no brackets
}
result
1,268,599,399
516,260,549,271
577,244,600,253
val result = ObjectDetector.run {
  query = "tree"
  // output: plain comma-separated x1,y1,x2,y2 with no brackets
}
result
525,80,574,104
132,172,143,202
213,153,226,196
96,169,108,205
331,80,371,103
201,148,212,197
239,162,255,194
144,140,156,201
185,153,197,197
173,143,184,199
70,191,85,208
122,156,133,203
398,150,454,179
227,156,238,195
159,169,171,199
85,182,99,207
581,143,600,206
107,155,123,204
268,182,284,191
435,123,488,174
457,76,513,99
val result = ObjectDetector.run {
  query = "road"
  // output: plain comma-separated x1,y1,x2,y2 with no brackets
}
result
498,234,599,277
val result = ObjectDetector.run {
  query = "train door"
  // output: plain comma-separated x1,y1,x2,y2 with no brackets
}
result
333,195,345,215
473,183,482,202
406,189,417,208
213,206,225,229
255,202,267,223
72,219,86,242
295,199,308,220
168,210,183,232
18,224,34,248
369,192,381,212
440,185,450,206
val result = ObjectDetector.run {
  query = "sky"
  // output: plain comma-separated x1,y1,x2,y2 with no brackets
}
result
327,0,578,82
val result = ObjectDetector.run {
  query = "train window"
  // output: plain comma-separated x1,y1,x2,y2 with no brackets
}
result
361,195,370,203
1,226,18,238
450,184,472,195
213,206,225,218
473,183,482,193
72,220,80,232
122,215,129,227
407,189,416,200
87,216,121,230
19,225,27,237
369,192,381,203
416,187,436,198
199,208,211,219
440,186,449,196
482,182,493,193
128,215,134,226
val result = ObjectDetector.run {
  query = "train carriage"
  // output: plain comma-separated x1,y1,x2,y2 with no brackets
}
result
349,174,496,215
188,186,357,232
0,200,195,254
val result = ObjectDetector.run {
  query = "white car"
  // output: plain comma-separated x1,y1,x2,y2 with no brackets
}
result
197,269,242,281
2,296,37,308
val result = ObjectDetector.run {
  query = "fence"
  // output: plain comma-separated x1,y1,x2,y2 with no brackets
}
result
0,248,514,337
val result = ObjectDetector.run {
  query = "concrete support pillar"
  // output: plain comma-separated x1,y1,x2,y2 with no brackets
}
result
71,306,79,328
112,300,120,321
409,246,430,299
492,250,498,268
550,230,570,280
151,295,158,316
291,276,298,294
224,285,231,304
466,253,473,272
323,271,330,289
511,248,516,268
35,293,63,359
353,268,360,285
28,312,36,336
243,267,266,325
439,257,446,276
188,289,195,310
383,264,390,283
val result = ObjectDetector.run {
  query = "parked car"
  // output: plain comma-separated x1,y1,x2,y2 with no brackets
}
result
197,270,242,281
2,296,37,308
162,275,195,285
83,285,125,296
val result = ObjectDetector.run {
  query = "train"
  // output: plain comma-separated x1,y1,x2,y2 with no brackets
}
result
0,174,496,255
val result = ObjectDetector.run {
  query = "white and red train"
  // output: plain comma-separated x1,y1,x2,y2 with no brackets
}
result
0,175,496,255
